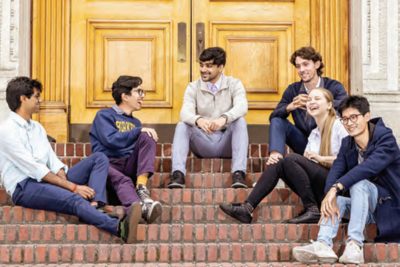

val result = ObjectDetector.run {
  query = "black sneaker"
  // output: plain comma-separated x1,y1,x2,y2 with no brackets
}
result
219,203,252,224
120,202,142,243
137,184,153,204
231,171,248,189
167,171,186,189
286,207,321,224
142,201,163,224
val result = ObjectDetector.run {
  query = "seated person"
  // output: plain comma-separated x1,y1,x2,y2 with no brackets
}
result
269,47,347,162
0,77,142,243
293,96,400,264
219,88,348,224
168,47,249,189
90,75,162,224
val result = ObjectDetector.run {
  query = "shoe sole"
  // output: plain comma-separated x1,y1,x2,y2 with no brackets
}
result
125,202,142,244
146,201,163,224
167,182,185,189
339,258,364,264
219,205,252,224
231,182,248,189
293,249,337,264
286,218,320,224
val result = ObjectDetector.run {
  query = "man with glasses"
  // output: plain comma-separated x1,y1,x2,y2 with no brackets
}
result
90,75,162,224
168,47,249,189
0,76,143,243
293,96,400,264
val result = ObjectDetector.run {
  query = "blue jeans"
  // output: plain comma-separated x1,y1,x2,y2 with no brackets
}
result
172,118,248,175
317,180,378,247
12,152,120,236
268,117,309,156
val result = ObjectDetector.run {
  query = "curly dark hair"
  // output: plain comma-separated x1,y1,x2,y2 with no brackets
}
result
111,75,143,105
199,47,226,66
6,76,43,112
290,47,324,76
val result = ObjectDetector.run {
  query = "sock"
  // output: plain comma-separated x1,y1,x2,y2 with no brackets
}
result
308,205,319,212
136,176,148,189
243,202,254,214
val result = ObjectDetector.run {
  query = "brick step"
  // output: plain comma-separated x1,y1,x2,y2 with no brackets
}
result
0,188,297,206
0,242,398,264
1,204,311,224
51,143,272,159
0,264,399,267
0,223,377,245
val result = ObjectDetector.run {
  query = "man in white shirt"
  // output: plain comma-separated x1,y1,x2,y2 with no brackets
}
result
0,76,142,243
168,47,249,189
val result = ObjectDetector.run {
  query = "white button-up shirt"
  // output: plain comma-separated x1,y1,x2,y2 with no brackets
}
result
304,77,321,94
0,112,68,196
305,118,349,156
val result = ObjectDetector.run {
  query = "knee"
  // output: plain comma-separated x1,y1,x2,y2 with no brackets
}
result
349,180,369,195
91,152,109,164
175,122,190,134
139,132,157,146
231,117,247,127
270,117,286,126
282,153,301,166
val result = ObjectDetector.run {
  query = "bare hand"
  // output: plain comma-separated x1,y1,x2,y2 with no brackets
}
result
319,189,341,226
196,118,213,135
57,168,67,180
74,185,95,200
287,94,308,112
141,127,159,142
209,117,227,131
267,153,283,165
304,151,323,163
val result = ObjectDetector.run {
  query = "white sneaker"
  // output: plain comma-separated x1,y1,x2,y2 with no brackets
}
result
339,241,364,264
293,240,338,264
136,184,154,204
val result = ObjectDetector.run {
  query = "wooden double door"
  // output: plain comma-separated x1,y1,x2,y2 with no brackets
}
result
32,0,349,142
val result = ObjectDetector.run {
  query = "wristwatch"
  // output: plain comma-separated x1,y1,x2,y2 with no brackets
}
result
332,183,343,194
221,114,228,123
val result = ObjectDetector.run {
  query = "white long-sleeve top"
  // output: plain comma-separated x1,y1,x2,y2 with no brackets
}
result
0,112,68,196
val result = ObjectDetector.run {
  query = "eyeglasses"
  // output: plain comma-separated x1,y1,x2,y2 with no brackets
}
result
29,93,41,101
340,114,363,125
199,63,216,68
132,89,146,97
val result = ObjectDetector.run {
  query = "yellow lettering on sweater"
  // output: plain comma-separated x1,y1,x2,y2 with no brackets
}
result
116,121,136,132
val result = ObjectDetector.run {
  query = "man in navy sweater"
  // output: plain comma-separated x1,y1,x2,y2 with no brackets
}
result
268,47,348,164
90,75,162,224
293,96,400,264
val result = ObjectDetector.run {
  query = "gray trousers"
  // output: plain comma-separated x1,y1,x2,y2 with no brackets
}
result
171,117,249,175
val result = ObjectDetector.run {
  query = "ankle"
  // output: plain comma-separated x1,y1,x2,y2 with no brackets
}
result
243,202,254,214
307,205,319,212
349,240,361,249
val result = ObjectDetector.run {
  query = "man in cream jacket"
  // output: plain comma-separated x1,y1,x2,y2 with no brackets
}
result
168,47,249,189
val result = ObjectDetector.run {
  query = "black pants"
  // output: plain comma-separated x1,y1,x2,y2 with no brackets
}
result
246,153,329,209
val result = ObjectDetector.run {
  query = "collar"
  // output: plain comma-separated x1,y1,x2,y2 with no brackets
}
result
301,76,323,94
112,104,126,115
355,122,376,152
206,73,224,91
10,111,31,129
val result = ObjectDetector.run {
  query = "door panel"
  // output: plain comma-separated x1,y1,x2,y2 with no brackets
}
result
192,0,310,124
70,0,190,124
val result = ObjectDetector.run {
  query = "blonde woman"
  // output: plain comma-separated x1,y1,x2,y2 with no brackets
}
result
219,88,348,224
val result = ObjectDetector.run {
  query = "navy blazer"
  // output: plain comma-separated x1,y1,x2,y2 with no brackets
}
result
325,118,400,243
270,77,348,137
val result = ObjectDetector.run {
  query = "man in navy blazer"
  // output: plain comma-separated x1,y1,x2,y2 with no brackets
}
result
293,96,400,264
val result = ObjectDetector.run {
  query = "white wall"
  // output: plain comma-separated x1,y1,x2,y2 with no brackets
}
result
362,0,400,141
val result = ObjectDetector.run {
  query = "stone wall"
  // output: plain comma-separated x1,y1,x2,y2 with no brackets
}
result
362,0,400,140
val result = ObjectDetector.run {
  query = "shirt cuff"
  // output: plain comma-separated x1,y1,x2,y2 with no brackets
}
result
35,166,51,182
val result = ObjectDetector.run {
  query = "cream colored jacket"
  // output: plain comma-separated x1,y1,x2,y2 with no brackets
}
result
180,75,248,129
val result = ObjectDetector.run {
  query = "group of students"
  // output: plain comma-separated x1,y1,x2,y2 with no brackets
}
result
0,46,399,264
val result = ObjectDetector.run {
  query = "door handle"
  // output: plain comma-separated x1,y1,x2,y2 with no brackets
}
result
178,22,187,62
196,22,205,62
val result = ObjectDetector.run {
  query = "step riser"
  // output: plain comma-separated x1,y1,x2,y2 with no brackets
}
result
0,243,397,264
1,205,309,224
0,224,377,244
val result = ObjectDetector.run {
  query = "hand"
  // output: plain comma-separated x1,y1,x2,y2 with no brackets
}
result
57,168,67,180
141,127,159,142
209,117,227,131
286,94,308,112
74,185,95,200
267,152,283,165
196,118,213,135
319,188,341,226
304,151,323,163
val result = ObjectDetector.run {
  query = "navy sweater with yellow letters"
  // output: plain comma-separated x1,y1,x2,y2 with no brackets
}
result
89,107,142,158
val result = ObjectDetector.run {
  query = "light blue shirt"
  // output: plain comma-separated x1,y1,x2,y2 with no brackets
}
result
0,112,68,196
206,73,224,95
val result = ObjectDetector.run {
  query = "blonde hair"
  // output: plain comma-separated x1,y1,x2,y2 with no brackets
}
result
309,87,337,168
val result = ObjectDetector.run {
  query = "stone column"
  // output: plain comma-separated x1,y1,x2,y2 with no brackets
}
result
361,0,400,141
